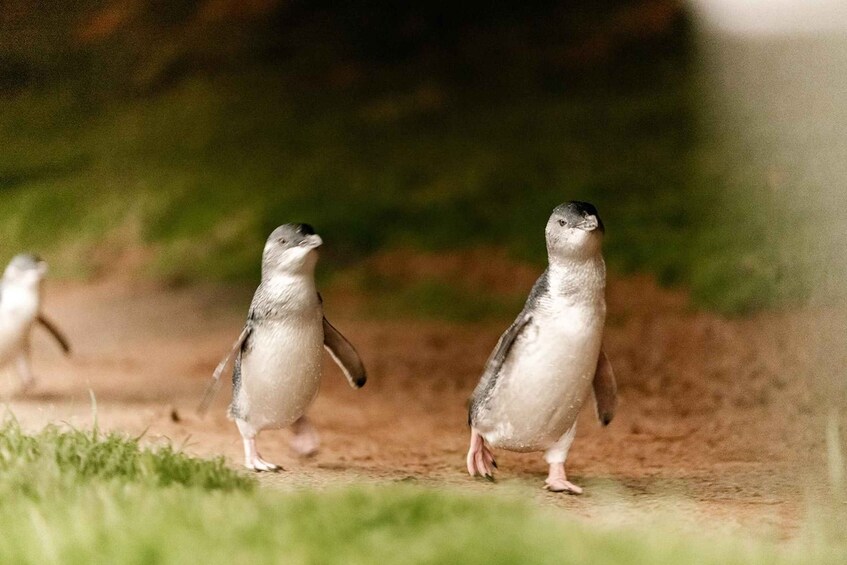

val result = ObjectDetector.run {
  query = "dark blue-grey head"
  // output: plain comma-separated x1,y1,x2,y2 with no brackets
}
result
545,201,605,260
552,201,604,233
262,223,323,278
3,253,48,286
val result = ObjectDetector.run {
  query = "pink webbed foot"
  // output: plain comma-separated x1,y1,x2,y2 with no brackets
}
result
16,378,35,395
466,429,497,480
544,463,582,494
242,437,283,472
289,417,320,458
246,455,283,473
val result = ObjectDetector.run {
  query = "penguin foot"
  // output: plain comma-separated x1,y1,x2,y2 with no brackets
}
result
466,429,497,479
289,435,319,458
241,436,283,472
544,464,582,494
544,478,583,494
245,455,283,472
16,375,36,395
289,416,320,458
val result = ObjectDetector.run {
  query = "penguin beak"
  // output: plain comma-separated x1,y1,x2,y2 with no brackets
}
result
300,235,323,249
576,216,599,231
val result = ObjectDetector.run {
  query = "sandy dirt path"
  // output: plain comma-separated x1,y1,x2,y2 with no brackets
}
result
3,276,816,536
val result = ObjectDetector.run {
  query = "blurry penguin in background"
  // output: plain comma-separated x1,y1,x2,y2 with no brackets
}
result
0,254,70,390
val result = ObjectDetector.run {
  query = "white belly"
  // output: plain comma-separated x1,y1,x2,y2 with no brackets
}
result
477,306,603,451
237,313,324,431
0,291,39,366
0,323,27,365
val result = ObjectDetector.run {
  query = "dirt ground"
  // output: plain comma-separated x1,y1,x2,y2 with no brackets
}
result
4,270,822,537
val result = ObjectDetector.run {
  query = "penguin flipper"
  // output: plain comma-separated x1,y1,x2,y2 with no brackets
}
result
468,311,532,425
592,347,617,426
323,317,367,389
36,315,71,355
198,324,251,415
485,311,532,378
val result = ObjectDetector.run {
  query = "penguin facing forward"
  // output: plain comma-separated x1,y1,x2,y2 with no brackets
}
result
200,224,366,471
0,254,71,390
467,202,617,494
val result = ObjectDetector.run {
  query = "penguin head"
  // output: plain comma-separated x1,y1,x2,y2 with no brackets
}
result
545,201,605,261
262,223,323,277
3,253,48,288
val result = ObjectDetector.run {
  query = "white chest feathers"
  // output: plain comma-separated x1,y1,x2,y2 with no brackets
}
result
0,284,40,365
478,288,606,452
234,274,325,430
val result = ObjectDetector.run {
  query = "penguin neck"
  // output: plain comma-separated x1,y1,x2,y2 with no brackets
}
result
547,253,606,305
261,270,316,296
258,269,319,314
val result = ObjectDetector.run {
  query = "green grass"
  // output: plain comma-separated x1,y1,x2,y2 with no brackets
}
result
0,419,844,564
0,419,253,496
0,487,802,565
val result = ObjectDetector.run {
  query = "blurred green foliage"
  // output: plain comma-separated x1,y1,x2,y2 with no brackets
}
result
0,2,818,315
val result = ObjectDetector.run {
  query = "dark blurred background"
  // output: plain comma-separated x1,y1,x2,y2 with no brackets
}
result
1,1,687,95
0,0,844,316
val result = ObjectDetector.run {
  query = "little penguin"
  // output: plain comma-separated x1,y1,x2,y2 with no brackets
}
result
0,254,71,390
467,201,617,494
200,224,367,471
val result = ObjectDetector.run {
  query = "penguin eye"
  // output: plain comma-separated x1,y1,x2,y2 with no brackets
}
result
278,238,287,245
558,219,566,227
